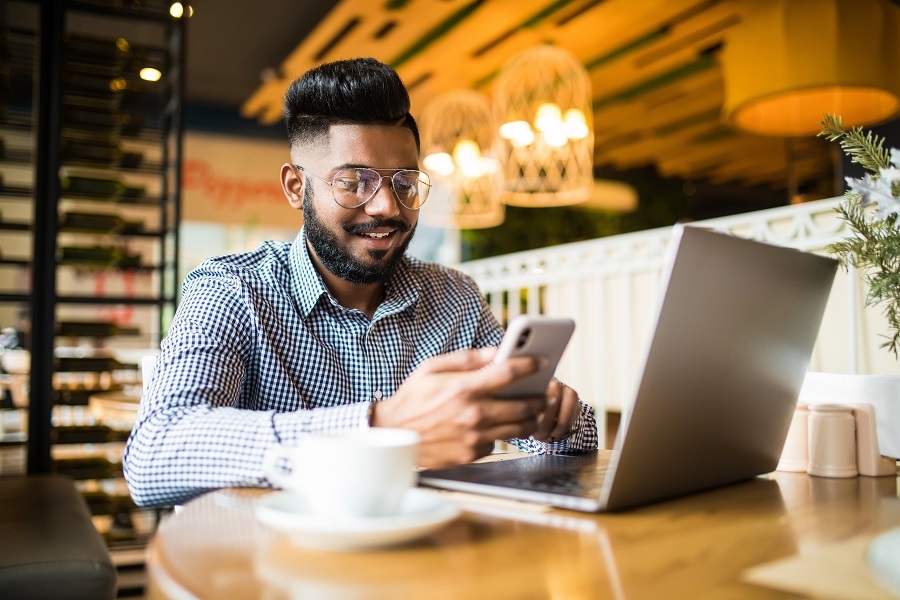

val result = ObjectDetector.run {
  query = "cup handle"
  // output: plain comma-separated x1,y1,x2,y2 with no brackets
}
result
261,445,293,489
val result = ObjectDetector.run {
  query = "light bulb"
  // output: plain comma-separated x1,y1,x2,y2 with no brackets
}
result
563,109,589,139
534,103,562,133
499,121,531,140
140,68,162,82
452,139,481,163
170,2,193,18
453,140,486,179
500,121,535,147
543,128,568,148
482,157,501,175
423,152,455,177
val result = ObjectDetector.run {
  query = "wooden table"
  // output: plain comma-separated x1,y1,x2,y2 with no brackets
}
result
146,455,900,599
88,391,141,431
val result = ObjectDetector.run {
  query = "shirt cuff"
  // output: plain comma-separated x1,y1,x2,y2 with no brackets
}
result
272,401,373,445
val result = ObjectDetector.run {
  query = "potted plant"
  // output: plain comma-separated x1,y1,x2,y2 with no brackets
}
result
818,114,900,358
803,115,900,465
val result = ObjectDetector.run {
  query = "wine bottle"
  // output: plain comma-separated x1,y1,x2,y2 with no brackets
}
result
57,320,140,338
57,245,142,269
59,211,121,232
62,104,123,141
61,138,121,168
54,385,124,406
56,356,138,373
61,175,124,199
65,34,129,66
119,113,144,138
60,175,145,201
53,456,121,480
59,211,144,234
118,151,143,169
82,490,114,516
58,245,126,267
52,424,114,444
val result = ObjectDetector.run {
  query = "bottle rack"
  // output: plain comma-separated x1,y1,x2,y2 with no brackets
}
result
0,0,185,555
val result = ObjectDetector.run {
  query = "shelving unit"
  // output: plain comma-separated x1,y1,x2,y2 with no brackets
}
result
0,0,185,561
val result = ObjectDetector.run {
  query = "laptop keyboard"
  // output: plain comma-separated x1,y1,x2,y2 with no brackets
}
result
493,455,609,497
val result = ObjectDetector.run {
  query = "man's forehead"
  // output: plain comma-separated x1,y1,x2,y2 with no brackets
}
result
297,123,418,162
327,122,415,141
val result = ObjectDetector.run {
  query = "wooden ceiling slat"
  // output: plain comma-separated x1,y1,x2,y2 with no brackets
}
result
629,0,742,68
399,1,566,108
240,0,841,192
593,68,723,141
243,0,468,122
284,1,462,70
584,2,738,101
657,135,792,175
706,142,828,183
737,158,825,188
550,0,720,62
596,121,724,167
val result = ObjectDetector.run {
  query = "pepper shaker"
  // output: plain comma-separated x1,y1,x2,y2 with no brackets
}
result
807,404,858,478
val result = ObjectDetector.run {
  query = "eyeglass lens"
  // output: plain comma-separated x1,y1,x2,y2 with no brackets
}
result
332,168,430,209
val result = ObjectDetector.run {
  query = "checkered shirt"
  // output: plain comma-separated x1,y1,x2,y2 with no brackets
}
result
123,230,598,507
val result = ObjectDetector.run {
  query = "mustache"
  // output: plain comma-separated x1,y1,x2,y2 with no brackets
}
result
344,218,411,234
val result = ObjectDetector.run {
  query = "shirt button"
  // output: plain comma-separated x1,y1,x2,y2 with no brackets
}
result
373,390,383,399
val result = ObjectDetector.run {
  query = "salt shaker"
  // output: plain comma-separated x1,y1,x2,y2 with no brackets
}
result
807,404,858,478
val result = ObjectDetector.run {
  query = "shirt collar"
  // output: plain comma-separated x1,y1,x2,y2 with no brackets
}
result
290,227,421,320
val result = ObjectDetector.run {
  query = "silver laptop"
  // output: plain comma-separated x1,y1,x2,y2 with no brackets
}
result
419,225,838,512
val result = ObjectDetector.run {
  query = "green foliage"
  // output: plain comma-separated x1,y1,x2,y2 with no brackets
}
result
819,114,900,357
818,114,892,173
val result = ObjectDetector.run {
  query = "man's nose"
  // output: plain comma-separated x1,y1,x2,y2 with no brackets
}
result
364,177,401,218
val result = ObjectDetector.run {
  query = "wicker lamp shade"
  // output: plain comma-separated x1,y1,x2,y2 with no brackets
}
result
493,45,594,207
419,90,504,229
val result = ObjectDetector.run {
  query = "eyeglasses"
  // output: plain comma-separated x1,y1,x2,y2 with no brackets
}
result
294,165,431,210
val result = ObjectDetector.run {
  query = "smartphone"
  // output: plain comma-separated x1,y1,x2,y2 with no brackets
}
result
492,315,575,399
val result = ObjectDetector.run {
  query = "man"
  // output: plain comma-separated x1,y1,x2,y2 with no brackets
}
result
124,58,597,508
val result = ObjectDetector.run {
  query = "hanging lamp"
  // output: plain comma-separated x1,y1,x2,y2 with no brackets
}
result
493,45,594,207
419,90,504,229
721,0,900,136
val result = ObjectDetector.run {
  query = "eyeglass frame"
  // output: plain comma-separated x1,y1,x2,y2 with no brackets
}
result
293,164,432,210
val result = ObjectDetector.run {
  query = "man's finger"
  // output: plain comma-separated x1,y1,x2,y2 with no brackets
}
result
474,355,544,392
418,347,496,375
532,383,563,441
549,388,580,440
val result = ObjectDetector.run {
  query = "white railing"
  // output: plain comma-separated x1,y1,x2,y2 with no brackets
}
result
458,197,900,443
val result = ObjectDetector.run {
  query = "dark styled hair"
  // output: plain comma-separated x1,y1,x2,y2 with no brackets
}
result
283,57,420,151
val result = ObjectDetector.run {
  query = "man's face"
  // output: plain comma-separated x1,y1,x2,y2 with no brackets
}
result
299,124,420,285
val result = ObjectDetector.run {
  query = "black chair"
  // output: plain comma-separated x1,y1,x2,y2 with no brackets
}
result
0,475,116,599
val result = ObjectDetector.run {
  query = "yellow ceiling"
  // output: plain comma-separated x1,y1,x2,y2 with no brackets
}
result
240,0,865,193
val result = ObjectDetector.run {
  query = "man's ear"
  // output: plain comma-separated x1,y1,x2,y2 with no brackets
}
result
280,163,305,210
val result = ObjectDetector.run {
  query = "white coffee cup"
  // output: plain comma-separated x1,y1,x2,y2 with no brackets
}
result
262,428,420,519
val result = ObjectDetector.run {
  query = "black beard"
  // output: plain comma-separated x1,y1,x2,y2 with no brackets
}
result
302,185,416,285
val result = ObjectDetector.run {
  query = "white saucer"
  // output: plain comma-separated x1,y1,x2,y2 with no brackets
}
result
255,488,459,552
868,527,900,596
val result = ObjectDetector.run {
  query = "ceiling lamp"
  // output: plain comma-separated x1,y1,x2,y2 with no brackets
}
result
419,90,504,229
493,45,594,207
580,179,638,213
722,0,900,136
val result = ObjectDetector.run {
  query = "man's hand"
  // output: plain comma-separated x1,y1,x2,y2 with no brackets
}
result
370,347,547,468
530,380,581,443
